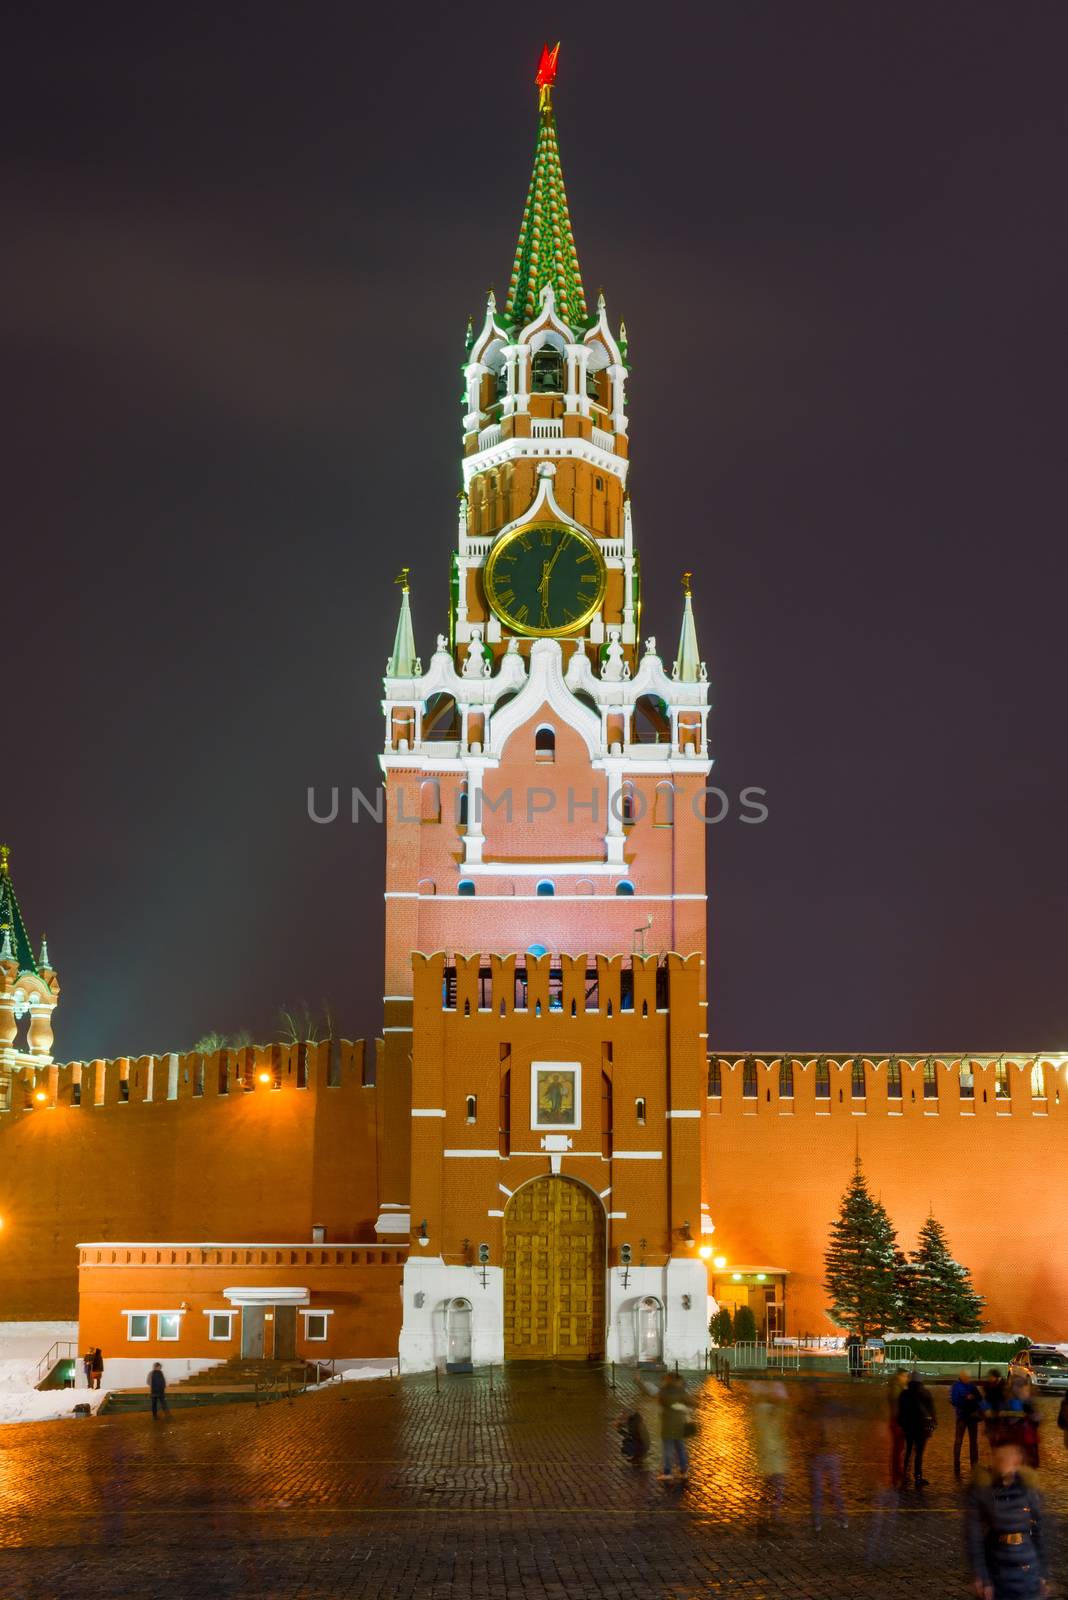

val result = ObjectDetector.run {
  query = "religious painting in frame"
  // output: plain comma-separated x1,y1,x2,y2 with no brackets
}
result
531,1062,581,1131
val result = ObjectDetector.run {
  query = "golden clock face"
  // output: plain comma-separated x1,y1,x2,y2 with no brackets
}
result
483,521,607,637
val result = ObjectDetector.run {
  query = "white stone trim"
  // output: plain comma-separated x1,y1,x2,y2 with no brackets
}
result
611,1150,663,1160
665,1110,701,1118
411,1109,446,1117
442,1149,502,1158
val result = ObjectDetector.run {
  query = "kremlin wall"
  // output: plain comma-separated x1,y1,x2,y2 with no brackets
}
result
1,1035,1064,1345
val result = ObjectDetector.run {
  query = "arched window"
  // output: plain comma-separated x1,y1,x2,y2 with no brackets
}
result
633,694,670,745
923,1059,938,1099
742,1061,758,1098
707,1060,722,1097
887,1059,902,1099
535,725,556,763
635,1096,646,1124
779,1060,794,1098
465,1094,477,1122
619,782,637,825
852,1059,866,1099
531,347,564,392
615,880,635,896
536,880,555,897
420,780,441,824
423,692,459,742
654,782,675,828
457,787,469,828
815,1061,831,1100
416,878,436,896
458,880,475,896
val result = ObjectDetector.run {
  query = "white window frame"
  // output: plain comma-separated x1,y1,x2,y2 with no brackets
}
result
204,1310,236,1342
300,1308,334,1342
156,1311,182,1342
126,1312,150,1342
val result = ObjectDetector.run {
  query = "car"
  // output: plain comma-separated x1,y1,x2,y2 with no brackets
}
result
1010,1346,1068,1391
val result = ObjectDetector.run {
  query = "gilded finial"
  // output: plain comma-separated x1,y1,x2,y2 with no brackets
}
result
395,567,411,592
681,572,693,596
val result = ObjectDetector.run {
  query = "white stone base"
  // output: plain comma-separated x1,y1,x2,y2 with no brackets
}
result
98,1356,220,1391
398,1257,504,1373
399,1257,710,1373
606,1258,709,1369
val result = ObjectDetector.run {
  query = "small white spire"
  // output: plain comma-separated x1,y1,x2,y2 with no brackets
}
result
673,572,703,683
0,924,13,963
38,933,51,969
386,569,419,679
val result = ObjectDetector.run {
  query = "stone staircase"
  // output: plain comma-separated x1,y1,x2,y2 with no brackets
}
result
99,1357,313,1415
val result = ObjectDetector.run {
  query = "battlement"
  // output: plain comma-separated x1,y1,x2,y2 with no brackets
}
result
414,949,703,1019
0,1038,368,1118
707,1053,1068,1119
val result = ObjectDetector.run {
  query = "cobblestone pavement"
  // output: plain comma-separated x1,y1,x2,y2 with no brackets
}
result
0,1366,1063,1599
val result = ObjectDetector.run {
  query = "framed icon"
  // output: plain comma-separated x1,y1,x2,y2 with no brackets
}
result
531,1062,581,1130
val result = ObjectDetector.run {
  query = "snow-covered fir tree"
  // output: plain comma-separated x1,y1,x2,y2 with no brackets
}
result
905,1214,985,1332
823,1158,900,1339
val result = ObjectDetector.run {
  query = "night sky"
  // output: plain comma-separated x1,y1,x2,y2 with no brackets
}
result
7,2,1067,1060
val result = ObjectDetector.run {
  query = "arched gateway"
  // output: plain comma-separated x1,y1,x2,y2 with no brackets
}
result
504,1176,606,1360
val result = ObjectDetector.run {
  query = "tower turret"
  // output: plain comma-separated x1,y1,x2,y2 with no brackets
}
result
0,845,60,1092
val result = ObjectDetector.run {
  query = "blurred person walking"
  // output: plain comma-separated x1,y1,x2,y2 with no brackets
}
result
952,1369,985,1477
887,1368,908,1487
148,1362,170,1421
899,1372,936,1489
656,1370,694,1481
89,1348,104,1391
965,1429,1049,1599
800,1383,848,1532
750,1380,789,1526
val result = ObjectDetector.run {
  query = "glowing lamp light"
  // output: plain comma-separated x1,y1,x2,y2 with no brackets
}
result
712,1255,727,1271
731,1272,743,1282
34,1089,48,1104
697,1245,713,1260
257,1071,271,1086
756,1272,767,1282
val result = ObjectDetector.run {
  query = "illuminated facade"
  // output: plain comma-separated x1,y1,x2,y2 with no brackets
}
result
0,50,1065,1384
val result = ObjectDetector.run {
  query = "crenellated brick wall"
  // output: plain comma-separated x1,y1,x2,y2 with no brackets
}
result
0,1040,383,1319
703,1053,1068,1340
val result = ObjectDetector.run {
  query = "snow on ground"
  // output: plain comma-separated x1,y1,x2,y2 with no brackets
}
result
0,1321,93,1425
0,1389,104,1425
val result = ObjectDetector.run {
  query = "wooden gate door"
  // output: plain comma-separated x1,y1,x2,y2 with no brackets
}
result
504,1177,605,1360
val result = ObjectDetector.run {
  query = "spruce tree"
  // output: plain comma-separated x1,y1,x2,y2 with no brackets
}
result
907,1215,985,1332
823,1158,900,1339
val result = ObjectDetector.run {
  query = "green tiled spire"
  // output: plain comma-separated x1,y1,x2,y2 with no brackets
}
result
506,50,587,331
0,845,38,976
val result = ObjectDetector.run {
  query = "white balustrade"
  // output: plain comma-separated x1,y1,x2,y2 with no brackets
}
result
530,419,564,439
478,423,503,450
592,426,616,453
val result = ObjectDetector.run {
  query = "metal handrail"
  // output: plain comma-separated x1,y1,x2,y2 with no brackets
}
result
35,1340,78,1386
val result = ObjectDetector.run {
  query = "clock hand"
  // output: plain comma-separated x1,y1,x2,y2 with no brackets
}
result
544,538,567,580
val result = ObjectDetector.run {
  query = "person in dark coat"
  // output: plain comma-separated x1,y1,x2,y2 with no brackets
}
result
148,1362,170,1420
89,1349,104,1390
82,1351,93,1387
898,1373,936,1488
965,1432,1049,1599
1057,1393,1067,1451
983,1370,1008,1421
952,1369,985,1477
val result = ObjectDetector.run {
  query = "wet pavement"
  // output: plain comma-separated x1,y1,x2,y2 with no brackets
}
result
0,1365,1063,1598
